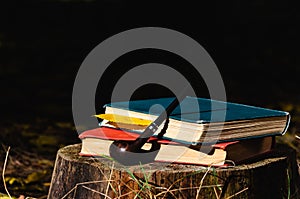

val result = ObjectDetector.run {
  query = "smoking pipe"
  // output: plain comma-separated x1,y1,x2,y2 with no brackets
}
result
109,95,184,166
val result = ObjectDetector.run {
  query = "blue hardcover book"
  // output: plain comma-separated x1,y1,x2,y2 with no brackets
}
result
101,96,290,144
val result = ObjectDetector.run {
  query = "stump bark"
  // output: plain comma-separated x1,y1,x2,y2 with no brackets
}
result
48,144,300,199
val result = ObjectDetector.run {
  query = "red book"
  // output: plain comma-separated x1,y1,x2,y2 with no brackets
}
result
79,127,275,166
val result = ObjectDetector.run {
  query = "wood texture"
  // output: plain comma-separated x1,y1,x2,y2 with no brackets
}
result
48,144,300,199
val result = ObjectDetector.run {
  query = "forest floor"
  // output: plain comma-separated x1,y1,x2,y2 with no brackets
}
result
0,119,79,198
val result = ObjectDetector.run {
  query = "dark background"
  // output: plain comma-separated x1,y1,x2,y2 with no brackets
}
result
1,0,299,122
0,0,299,197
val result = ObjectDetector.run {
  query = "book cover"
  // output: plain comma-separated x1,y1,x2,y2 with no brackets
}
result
105,96,289,124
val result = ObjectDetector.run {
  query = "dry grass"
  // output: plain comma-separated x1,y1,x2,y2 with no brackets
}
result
2,146,12,199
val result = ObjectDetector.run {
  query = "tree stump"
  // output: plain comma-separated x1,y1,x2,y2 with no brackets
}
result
48,143,300,199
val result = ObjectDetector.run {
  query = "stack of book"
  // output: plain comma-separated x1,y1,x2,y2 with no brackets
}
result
79,96,290,166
